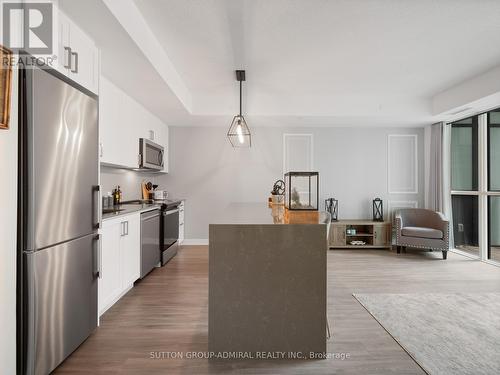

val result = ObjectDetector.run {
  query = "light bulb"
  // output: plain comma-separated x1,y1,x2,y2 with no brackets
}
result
236,123,244,144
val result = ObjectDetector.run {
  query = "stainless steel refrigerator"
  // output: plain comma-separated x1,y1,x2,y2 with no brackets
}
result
18,65,100,375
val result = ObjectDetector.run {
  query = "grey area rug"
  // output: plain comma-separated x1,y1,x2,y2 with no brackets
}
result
353,293,500,375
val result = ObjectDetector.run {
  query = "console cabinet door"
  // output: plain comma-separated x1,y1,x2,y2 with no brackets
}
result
330,224,346,247
373,224,391,247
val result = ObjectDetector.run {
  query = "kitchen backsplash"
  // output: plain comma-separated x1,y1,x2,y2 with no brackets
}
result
100,166,162,201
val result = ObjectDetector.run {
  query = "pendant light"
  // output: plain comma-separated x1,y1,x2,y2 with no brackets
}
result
227,70,251,147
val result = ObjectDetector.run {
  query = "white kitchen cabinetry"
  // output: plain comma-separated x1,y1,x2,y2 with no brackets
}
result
178,201,185,244
99,78,138,168
120,214,141,288
98,213,141,316
99,221,121,315
99,77,169,171
56,11,99,94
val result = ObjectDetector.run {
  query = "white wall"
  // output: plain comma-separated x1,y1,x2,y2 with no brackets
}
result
159,126,425,240
0,68,17,374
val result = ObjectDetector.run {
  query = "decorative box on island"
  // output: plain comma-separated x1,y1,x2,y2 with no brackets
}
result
284,171,319,223
284,171,319,210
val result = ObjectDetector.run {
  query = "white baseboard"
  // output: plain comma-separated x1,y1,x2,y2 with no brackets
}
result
182,239,209,246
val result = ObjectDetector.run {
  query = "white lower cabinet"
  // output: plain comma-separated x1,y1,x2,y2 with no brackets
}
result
99,221,121,315
120,214,141,288
99,213,140,316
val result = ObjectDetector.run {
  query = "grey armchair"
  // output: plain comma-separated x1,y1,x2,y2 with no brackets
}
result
394,208,450,259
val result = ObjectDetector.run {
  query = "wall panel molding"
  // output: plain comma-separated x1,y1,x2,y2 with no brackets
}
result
388,134,418,194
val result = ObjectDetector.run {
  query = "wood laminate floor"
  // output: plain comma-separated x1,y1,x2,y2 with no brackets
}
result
54,246,500,374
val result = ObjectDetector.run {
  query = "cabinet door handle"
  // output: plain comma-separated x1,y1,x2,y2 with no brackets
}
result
121,221,128,236
71,51,79,73
64,46,72,69
99,142,103,158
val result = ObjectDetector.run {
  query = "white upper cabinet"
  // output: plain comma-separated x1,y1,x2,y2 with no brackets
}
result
55,11,71,75
56,10,99,94
67,19,99,93
99,77,169,171
99,77,138,168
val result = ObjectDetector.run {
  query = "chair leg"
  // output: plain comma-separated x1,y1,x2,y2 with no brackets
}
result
397,246,401,254
442,251,448,260
403,246,407,253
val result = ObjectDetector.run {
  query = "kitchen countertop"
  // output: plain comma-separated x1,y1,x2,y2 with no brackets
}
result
102,203,161,221
102,198,184,221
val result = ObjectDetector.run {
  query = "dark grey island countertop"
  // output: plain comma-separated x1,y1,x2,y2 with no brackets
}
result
211,202,330,225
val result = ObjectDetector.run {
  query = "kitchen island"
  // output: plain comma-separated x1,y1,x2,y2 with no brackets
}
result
209,203,330,359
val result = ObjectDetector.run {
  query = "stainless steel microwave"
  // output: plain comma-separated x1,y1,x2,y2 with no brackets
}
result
139,138,164,170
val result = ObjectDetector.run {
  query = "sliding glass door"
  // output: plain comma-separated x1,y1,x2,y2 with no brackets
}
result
451,116,479,257
488,109,500,262
450,108,500,263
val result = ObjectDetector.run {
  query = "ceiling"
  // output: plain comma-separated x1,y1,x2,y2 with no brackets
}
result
60,0,500,127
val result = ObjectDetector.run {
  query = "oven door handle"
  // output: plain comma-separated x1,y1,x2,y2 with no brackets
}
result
163,209,179,216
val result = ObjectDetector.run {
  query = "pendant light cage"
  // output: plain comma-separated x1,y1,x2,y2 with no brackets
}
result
227,70,251,147
227,115,252,147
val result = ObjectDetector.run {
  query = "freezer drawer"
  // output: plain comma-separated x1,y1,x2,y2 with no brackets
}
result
23,234,98,375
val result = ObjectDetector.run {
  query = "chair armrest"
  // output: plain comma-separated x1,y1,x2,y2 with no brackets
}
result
436,212,450,246
434,212,449,232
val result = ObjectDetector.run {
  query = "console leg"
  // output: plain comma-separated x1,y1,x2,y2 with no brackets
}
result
442,251,448,260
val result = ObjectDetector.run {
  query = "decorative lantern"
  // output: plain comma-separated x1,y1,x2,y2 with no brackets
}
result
372,198,384,222
284,172,319,210
325,198,338,222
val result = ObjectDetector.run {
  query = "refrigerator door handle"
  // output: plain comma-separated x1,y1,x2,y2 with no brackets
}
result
94,234,102,279
93,185,101,229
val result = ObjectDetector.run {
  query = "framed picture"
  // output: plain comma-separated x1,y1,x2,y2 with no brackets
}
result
1,46,13,130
